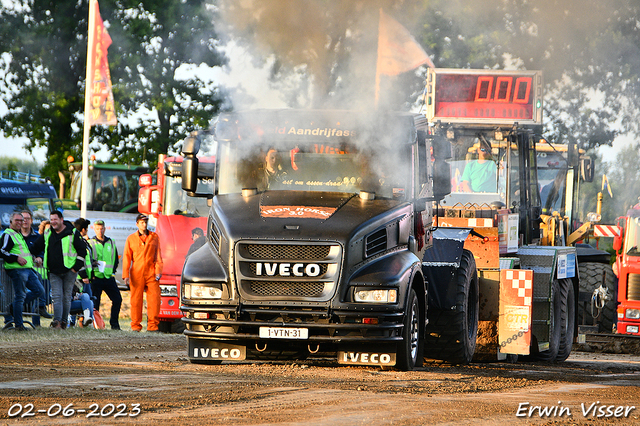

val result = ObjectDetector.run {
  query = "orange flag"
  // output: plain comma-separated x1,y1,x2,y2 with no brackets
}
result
376,9,434,76
87,1,117,126
375,9,433,105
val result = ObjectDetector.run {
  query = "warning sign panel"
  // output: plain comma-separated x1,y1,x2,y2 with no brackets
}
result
499,269,533,355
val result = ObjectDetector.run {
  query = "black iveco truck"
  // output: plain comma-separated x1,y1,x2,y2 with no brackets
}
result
179,109,451,370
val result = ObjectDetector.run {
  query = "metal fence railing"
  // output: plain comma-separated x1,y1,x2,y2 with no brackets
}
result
1,260,52,330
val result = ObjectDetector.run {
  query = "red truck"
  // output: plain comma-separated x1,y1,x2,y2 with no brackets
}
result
138,154,215,333
613,209,640,335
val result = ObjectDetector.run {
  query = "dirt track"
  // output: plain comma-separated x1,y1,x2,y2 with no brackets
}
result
0,330,639,425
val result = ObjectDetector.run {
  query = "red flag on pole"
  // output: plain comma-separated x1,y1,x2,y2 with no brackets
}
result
374,9,433,106
87,1,117,126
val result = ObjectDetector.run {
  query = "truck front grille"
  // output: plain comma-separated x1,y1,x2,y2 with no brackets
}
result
627,273,640,301
245,244,330,260
236,241,342,302
248,280,326,297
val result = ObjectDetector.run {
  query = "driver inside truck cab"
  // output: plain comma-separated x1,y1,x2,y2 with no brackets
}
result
459,138,497,193
257,147,287,191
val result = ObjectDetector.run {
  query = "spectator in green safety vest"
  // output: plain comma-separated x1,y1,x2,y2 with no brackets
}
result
31,210,87,329
0,212,47,331
21,210,52,320
89,219,122,330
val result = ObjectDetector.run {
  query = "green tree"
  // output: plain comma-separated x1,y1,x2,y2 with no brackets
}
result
415,0,640,152
0,0,226,191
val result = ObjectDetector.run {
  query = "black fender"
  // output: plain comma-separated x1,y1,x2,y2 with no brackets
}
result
182,242,228,285
422,227,471,310
346,250,426,311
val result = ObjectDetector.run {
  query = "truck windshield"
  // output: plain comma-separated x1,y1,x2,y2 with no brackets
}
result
441,133,541,210
217,142,406,200
165,177,211,217
625,217,640,256
69,167,144,212
0,198,53,230
444,135,508,205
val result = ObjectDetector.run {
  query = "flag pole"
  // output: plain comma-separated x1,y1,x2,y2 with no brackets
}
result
81,0,97,218
374,8,383,108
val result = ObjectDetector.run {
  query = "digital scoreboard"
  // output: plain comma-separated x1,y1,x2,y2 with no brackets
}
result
425,69,543,125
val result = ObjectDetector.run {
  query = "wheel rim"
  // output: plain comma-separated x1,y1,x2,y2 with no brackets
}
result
409,300,419,360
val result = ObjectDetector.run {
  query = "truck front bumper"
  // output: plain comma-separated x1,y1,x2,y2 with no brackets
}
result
181,306,405,344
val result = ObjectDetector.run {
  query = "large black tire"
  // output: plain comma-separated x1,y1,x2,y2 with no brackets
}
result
578,262,617,333
424,249,479,364
556,278,576,362
534,279,561,362
396,288,424,371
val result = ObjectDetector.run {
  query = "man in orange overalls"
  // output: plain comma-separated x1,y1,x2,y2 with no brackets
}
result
122,214,163,332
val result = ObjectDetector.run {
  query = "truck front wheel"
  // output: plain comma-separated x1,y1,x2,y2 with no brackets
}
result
396,288,423,371
533,279,561,362
424,249,479,364
556,278,575,362
578,262,616,333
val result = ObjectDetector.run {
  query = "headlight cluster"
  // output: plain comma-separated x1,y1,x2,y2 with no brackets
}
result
159,285,178,297
354,288,397,303
626,309,640,319
184,284,223,299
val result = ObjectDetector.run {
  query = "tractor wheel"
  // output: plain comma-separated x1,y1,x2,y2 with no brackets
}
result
396,288,423,371
533,279,561,362
424,249,479,364
556,278,576,362
578,262,617,333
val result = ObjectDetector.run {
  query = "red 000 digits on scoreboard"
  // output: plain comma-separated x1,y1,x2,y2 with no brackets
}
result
433,74,535,121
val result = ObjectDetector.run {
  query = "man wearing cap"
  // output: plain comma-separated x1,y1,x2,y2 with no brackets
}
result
89,219,122,330
186,227,205,258
460,138,497,193
122,214,163,332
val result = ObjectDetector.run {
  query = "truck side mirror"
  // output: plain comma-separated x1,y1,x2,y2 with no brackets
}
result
138,186,153,215
580,157,594,182
139,174,152,187
182,133,201,156
432,135,452,160
613,233,623,251
182,157,199,194
433,159,451,200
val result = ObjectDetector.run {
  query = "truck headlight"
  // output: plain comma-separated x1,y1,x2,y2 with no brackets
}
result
627,325,639,333
626,309,640,319
160,285,178,297
354,288,397,303
184,284,223,299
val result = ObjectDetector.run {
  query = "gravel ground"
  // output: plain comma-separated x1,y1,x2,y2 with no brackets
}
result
0,327,639,425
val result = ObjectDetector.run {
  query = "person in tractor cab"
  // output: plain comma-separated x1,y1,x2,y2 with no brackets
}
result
460,138,497,193
98,175,127,211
